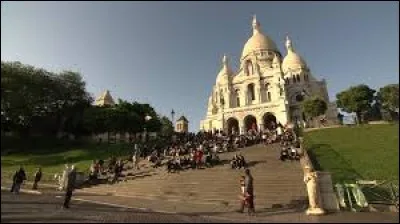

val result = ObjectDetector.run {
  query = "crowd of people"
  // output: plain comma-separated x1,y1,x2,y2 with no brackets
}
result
9,121,301,212
85,123,299,181
279,130,300,161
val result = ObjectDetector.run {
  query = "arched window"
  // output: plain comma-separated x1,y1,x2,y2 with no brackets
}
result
248,84,255,102
267,92,272,102
296,75,301,82
235,89,240,107
293,76,296,83
304,74,309,82
285,78,289,84
247,61,253,75
264,83,270,102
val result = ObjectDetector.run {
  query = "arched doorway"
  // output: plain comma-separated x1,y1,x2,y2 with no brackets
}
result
244,115,257,132
226,118,239,135
263,112,277,130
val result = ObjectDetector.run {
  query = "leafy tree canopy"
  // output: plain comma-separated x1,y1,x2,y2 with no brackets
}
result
336,84,376,124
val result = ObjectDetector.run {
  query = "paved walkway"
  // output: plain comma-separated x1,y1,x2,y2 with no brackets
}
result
2,189,398,223
1,191,232,223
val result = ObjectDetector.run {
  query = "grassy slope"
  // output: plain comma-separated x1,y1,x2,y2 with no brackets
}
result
1,142,134,182
303,124,399,183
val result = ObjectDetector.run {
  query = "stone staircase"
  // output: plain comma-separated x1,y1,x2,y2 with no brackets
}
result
81,144,308,210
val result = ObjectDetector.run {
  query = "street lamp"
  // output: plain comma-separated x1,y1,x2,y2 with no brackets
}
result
171,109,175,127
145,115,152,122
143,115,152,143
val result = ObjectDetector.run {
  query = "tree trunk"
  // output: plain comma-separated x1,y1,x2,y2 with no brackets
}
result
355,111,362,125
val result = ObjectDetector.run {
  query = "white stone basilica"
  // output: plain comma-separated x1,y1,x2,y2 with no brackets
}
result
200,15,338,134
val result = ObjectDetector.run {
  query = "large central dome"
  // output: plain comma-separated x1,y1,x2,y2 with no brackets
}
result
241,16,279,59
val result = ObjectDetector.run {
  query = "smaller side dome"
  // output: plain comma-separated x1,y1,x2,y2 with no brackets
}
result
216,54,233,84
282,36,308,73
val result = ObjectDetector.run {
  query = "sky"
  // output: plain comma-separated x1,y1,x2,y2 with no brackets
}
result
1,1,399,131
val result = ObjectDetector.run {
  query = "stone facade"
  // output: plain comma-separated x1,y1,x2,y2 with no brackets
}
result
94,90,115,107
200,15,337,134
175,116,189,133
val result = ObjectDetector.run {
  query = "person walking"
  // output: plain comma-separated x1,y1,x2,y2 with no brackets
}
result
238,169,255,215
59,164,70,191
11,166,26,194
132,152,140,170
32,167,42,190
238,175,248,209
63,165,77,209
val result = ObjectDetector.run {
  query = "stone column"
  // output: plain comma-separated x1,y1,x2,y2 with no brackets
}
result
303,167,326,215
256,85,261,105
226,90,231,108
259,123,264,132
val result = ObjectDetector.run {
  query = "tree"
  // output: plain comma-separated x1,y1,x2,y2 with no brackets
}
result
377,84,399,119
336,84,376,124
113,99,142,135
302,96,328,121
159,116,174,136
363,100,382,122
337,113,344,125
1,61,92,137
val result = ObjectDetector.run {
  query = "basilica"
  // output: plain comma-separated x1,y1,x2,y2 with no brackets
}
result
200,15,338,134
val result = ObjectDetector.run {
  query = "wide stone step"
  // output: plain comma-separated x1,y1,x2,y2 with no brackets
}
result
120,176,304,181
84,189,306,200
79,191,307,208
90,185,306,191
84,189,307,200
88,183,306,190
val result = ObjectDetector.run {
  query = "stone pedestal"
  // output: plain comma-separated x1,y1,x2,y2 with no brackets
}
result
304,170,326,216
306,207,326,215
317,172,340,212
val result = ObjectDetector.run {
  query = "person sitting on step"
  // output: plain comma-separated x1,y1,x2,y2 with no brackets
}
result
289,147,298,160
237,153,247,169
280,147,289,161
231,154,239,169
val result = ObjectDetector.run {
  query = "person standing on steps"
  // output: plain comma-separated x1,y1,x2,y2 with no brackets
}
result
238,168,255,215
238,175,248,209
32,167,42,190
63,165,77,209
132,151,140,170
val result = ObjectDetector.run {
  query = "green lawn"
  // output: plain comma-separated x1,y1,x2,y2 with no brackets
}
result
303,123,399,183
1,141,135,183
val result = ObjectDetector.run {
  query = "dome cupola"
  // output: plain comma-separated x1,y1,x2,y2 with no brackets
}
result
241,15,279,60
282,35,308,73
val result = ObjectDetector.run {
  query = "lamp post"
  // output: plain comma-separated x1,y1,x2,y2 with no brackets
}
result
144,115,152,143
171,109,175,129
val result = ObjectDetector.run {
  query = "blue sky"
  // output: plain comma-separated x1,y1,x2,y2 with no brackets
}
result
1,1,398,131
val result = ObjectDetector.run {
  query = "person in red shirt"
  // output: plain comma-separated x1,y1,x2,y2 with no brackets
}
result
195,150,201,169
198,150,204,168
192,149,198,169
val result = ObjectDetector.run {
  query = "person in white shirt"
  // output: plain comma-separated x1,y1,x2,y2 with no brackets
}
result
290,147,297,160
277,125,283,137
213,144,218,154
261,132,266,143
132,152,140,170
